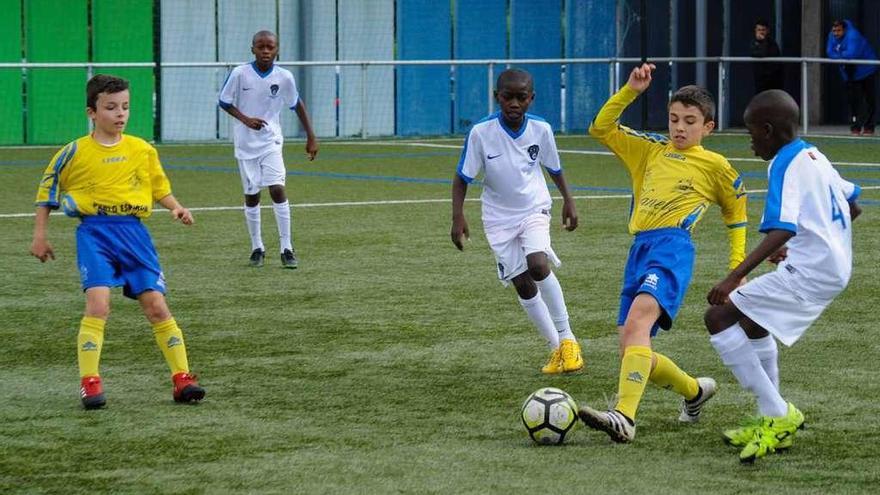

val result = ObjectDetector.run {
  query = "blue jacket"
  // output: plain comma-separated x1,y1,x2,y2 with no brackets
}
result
826,20,878,81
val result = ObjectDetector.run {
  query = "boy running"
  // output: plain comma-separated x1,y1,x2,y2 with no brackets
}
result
705,89,861,463
31,74,205,409
219,30,318,268
451,68,584,374
578,63,747,442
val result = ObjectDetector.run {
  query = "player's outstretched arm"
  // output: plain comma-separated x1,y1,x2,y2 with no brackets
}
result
548,172,578,231
220,104,266,130
626,63,656,94
294,100,319,161
30,206,55,262
450,175,470,250
157,194,194,225
707,229,794,305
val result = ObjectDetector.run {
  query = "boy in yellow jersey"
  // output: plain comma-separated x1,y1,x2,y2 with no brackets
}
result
30,74,205,409
578,63,747,442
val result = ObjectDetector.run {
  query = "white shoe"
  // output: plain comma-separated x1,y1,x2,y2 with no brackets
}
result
578,406,635,443
678,377,717,423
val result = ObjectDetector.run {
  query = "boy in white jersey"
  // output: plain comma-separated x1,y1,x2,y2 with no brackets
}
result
705,89,862,463
219,30,318,268
451,69,584,374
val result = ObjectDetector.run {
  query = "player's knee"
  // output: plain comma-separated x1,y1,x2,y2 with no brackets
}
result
512,274,537,299
703,306,723,334
527,263,549,281
85,304,110,320
141,299,171,323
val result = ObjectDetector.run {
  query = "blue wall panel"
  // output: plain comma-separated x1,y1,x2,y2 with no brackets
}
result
454,0,507,133
566,0,615,133
300,0,337,137
396,0,452,136
510,0,562,130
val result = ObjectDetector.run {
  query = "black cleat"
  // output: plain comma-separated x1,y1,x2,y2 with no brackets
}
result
249,248,265,267
281,248,298,269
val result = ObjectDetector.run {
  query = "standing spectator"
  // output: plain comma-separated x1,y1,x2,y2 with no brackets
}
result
826,19,878,135
750,19,785,94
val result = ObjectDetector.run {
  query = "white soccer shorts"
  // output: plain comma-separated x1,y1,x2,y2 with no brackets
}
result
729,269,836,347
485,212,560,285
237,151,286,195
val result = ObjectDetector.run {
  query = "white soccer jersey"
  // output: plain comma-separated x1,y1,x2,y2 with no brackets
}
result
760,139,861,301
219,62,299,159
457,113,562,229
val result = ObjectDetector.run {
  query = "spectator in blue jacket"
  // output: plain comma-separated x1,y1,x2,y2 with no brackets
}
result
827,19,878,135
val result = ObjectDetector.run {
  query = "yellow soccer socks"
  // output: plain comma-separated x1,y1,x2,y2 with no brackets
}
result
77,316,106,378
649,351,700,400
152,319,190,375
615,345,653,421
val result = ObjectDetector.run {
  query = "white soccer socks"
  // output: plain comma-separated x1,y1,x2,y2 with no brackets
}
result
273,201,293,252
244,205,263,251
710,324,787,417
535,272,576,342
519,293,560,349
750,335,780,390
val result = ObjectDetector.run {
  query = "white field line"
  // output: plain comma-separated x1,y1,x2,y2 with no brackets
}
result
398,142,880,167
3,186,879,219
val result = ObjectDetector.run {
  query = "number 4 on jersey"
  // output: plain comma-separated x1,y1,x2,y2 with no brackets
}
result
830,186,847,229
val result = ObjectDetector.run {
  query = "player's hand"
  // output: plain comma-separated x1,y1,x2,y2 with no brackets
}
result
30,238,55,263
561,200,578,231
244,117,267,130
707,276,739,305
170,207,194,225
767,247,788,264
627,63,656,93
451,216,470,251
305,136,319,161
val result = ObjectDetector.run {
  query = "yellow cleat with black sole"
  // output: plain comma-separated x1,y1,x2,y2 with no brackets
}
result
559,339,584,373
541,347,564,374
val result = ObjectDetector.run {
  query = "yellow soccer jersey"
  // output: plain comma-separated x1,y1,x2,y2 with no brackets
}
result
35,134,172,218
590,85,747,269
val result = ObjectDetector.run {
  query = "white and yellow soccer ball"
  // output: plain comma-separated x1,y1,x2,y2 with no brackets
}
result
521,387,579,445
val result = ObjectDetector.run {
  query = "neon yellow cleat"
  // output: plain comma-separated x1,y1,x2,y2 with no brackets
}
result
739,402,804,463
541,347,564,374
559,339,584,373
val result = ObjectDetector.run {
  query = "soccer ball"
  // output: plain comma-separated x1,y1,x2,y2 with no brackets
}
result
521,387,579,445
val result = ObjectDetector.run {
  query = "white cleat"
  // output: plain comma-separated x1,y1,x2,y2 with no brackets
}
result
678,377,717,423
578,406,636,443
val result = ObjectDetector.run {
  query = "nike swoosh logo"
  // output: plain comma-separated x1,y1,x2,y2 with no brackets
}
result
487,154,502,159
242,87,252,91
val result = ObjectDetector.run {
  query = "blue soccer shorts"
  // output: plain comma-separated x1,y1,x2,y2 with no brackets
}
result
75,216,167,299
617,227,695,336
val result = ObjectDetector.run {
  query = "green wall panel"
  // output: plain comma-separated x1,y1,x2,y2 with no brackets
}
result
26,0,89,144
0,0,23,144
93,1,155,139
93,0,153,61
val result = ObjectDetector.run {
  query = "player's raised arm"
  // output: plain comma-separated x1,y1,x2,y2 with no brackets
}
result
589,63,660,173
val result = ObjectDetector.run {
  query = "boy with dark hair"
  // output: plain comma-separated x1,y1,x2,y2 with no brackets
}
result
451,68,584,374
31,74,205,409
219,30,319,268
578,63,748,443
705,89,861,463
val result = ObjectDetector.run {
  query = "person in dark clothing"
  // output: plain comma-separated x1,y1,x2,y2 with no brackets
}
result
751,20,785,94
827,19,879,135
